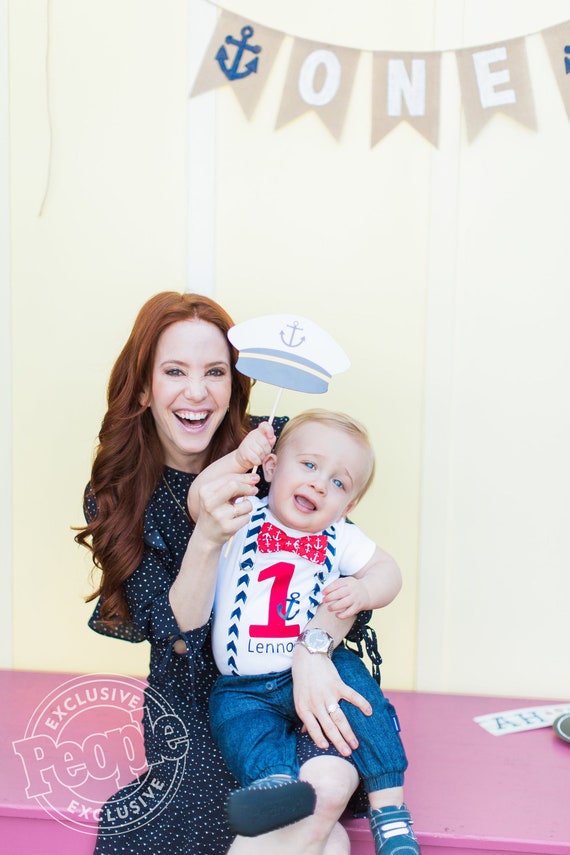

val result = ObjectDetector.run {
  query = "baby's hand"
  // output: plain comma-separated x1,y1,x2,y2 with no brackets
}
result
235,422,276,472
322,577,370,619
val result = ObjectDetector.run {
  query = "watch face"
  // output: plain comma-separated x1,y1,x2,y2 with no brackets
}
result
304,629,333,654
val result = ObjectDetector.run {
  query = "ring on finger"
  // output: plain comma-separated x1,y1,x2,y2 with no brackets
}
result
327,702,341,715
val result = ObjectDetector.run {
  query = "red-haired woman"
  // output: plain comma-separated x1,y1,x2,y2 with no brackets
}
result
77,292,378,855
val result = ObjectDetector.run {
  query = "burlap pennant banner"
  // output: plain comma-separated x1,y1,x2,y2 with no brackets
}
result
275,40,360,140
190,8,570,145
372,52,441,148
455,37,536,142
542,21,570,122
190,10,284,118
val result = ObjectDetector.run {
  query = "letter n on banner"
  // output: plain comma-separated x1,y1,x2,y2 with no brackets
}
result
372,52,441,147
276,39,361,140
542,21,570,121
455,37,536,142
189,11,284,119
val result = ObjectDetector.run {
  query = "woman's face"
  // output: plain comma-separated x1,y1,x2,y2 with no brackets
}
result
144,319,232,472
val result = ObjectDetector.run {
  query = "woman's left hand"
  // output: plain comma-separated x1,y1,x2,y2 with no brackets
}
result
291,646,372,756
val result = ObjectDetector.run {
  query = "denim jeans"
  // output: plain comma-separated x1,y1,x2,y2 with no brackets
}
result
209,645,407,793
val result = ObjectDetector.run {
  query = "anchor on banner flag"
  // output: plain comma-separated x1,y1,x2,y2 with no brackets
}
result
216,25,262,81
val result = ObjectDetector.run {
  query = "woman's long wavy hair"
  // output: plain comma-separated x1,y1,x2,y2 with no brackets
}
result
75,291,252,624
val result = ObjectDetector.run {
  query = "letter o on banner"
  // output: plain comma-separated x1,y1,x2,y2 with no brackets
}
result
298,49,342,106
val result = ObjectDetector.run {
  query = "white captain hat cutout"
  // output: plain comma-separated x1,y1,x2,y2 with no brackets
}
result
228,314,350,393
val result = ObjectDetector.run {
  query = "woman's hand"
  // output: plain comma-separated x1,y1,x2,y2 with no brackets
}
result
186,422,274,523
170,472,258,631
192,471,259,546
291,646,372,756
169,421,274,637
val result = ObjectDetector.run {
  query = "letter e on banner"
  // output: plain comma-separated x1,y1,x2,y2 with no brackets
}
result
472,47,516,108
456,37,536,141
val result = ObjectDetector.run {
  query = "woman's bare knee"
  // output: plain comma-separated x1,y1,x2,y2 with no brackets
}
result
228,760,357,855
300,756,359,820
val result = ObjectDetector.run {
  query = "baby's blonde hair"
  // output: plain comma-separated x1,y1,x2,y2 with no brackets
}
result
275,409,376,504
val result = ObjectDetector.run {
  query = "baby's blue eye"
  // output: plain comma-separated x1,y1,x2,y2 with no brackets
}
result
332,479,344,489
304,461,316,470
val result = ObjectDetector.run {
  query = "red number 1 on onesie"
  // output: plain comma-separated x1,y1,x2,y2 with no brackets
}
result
249,562,301,638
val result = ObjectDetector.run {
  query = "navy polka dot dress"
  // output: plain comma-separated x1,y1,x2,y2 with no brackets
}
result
86,418,371,854
88,464,239,855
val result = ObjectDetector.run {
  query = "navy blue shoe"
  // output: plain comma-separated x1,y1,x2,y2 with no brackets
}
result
227,774,316,837
369,804,420,854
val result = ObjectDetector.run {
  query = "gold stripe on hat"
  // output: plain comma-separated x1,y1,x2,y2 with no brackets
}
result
238,351,331,383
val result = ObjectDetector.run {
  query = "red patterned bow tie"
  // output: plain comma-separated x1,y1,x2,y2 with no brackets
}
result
257,521,328,565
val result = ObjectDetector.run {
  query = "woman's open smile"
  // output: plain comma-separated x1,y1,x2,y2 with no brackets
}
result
145,319,232,472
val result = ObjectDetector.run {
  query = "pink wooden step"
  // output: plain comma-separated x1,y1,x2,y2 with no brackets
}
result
1,669,569,854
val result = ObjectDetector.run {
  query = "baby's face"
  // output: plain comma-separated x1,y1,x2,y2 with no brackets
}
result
263,422,370,533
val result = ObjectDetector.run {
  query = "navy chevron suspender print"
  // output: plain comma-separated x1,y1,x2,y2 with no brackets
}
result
225,498,338,675
306,527,337,622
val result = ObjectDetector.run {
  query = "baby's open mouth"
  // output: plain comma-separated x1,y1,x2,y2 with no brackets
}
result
295,495,316,512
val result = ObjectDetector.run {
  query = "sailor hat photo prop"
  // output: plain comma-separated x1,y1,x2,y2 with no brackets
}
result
228,314,350,396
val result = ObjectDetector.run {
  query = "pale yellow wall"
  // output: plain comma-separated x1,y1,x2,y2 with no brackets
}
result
414,3,570,699
7,0,570,700
9,0,191,677
418,20,570,696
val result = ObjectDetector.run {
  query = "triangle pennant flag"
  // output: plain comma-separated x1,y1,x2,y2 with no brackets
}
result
456,37,536,142
190,10,284,119
276,38,361,140
372,51,442,147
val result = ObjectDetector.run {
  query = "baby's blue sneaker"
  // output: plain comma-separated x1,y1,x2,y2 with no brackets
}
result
227,773,316,837
369,804,420,855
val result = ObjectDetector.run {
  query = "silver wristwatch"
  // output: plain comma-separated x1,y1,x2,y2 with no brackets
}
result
295,628,334,659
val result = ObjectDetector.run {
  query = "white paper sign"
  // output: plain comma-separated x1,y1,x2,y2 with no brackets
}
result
474,703,570,736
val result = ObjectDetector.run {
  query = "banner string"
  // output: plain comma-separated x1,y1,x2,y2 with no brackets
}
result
200,0,569,53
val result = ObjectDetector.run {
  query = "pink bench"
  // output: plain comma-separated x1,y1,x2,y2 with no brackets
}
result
2,669,569,854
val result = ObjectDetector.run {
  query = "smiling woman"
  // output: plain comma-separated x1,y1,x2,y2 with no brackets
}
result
75,292,250,630
74,291,384,855
144,320,233,472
